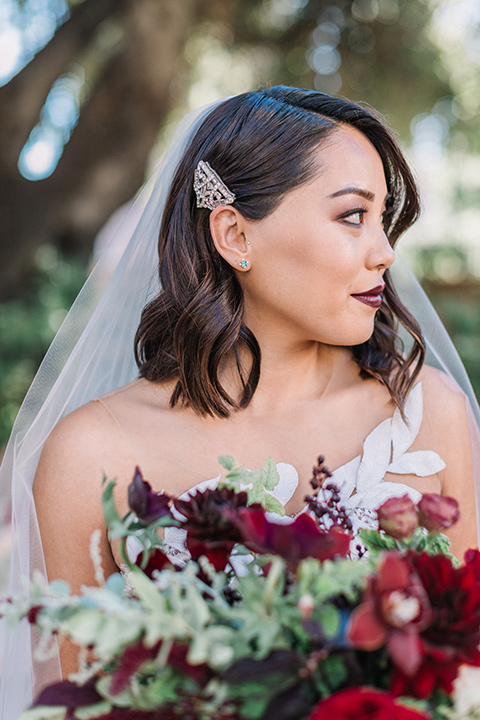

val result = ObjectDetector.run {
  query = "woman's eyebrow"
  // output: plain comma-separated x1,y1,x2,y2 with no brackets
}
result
328,186,375,201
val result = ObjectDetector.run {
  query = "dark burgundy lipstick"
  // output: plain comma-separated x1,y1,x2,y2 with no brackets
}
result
351,284,385,309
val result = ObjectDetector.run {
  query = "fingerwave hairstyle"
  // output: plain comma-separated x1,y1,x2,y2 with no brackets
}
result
135,86,424,417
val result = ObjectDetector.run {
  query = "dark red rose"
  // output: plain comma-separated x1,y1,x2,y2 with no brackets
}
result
377,495,418,539
174,487,253,571
391,550,480,698
347,553,431,677
417,494,460,532
235,507,351,568
390,648,460,700
128,467,172,525
309,688,432,719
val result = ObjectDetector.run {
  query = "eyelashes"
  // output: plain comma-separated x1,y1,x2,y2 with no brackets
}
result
340,207,368,226
339,207,388,228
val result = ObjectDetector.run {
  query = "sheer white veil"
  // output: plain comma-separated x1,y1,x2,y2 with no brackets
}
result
1,94,479,719
0,100,220,720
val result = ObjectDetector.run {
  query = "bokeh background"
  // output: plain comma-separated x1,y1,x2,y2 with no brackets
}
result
1,0,480,453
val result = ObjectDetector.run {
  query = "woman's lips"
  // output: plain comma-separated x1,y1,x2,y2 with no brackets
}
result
351,285,384,309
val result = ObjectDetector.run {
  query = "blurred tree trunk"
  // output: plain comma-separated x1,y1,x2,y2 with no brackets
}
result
0,0,201,299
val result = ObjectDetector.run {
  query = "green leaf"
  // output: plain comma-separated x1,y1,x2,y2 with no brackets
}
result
105,572,126,595
74,702,112,719
16,707,66,720
96,676,135,707
314,654,347,694
62,608,105,646
128,567,165,614
317,604,340,638
218,455,236,471
135,670,185,708
263,495,286,516
247,482,266,506
101,479,127,537
261,458,279,491
358,528,397,552
95,615,143,658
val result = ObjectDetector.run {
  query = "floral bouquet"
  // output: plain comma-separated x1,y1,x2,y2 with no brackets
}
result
3,456,480,720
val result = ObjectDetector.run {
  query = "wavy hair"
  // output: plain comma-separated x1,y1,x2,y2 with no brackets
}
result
135,86,424,416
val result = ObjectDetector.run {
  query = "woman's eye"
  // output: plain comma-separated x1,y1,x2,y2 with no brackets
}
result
343,209,365,226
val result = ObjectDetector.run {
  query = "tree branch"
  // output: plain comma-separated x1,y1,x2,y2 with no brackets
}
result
0,0,125,163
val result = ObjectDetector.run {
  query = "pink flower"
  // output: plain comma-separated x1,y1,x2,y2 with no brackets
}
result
347,553,431,677
377,495,418,539
417,494,460,532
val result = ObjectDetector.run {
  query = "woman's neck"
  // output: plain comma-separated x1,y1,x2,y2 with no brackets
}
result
221,338,358,413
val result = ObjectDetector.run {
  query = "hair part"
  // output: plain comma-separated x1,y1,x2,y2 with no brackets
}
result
135,86,424,417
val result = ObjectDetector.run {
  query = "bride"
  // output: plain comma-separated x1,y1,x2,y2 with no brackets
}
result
2,86,480,716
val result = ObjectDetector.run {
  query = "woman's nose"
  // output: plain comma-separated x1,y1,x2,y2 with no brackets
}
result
367,227,395,270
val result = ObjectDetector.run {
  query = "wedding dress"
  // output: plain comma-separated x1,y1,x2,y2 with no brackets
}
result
1,96,480,720
123,381,445,564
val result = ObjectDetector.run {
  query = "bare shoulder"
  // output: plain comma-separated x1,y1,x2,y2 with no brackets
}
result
39,379,171,469
37,396,124,487
417,364,468,424
413,365,470,487
417,367,478,554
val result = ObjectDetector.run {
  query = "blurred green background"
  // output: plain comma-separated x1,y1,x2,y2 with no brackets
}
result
1,0,480,448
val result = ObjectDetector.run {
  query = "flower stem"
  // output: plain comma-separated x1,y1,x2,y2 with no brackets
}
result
264,556,284,614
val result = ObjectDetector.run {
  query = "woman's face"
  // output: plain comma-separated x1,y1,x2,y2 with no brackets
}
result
241,124,395,348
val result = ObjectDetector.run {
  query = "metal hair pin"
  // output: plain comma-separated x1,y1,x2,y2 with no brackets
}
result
193,160,236,210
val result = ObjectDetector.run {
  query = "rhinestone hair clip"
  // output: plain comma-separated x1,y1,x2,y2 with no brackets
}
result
193,160,236,210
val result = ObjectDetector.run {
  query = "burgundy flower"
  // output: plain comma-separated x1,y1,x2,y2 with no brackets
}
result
390,649,460,700
377,495,418,539
167,642,213,686
308,688,432,719
347,552,431,677
135,548,181,578
174,487,252,571
33,679,102,708
27,605,43,624
417,494,460,532
110,640,162,695
235,507,351,568
128,467,172,525
109,641,212,699
391,550,480,698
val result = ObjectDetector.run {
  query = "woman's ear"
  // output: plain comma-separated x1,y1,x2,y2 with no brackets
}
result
209,206,251,271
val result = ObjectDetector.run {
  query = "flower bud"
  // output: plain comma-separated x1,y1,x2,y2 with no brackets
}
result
128,466,172,524
297,594,315,620
377,495,418,540
417,493,460,532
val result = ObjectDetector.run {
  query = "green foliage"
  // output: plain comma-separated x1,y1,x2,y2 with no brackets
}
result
0,246,87,447
218,456,285,515
359,526,458,565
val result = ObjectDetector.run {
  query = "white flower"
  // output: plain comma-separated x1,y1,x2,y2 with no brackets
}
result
452,665,480,718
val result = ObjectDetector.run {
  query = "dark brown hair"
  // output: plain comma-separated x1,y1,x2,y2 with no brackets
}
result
135,86,424,416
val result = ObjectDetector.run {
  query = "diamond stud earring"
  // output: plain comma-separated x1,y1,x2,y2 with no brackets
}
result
239,259,249,268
